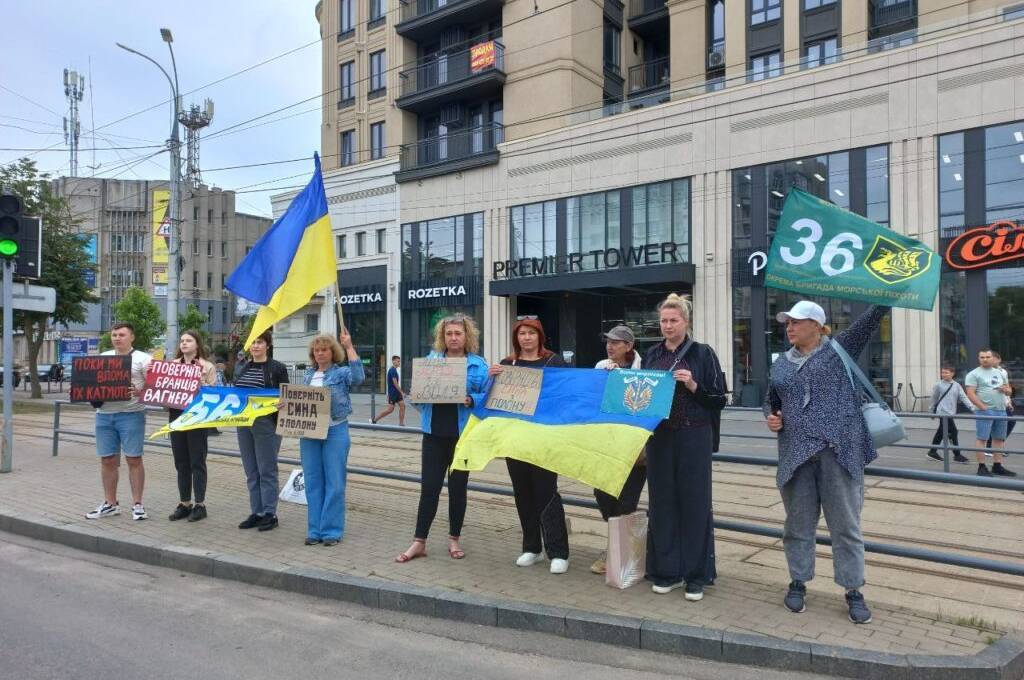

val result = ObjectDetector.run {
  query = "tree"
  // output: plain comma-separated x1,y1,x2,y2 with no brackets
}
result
109,287,165,354
177,303,210,349
0,159,99,398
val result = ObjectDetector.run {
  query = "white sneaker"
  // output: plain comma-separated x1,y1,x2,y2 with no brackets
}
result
85,502,120,519
132,503,148,521
515,551,545,567
550,558,569,574
651,582,684,595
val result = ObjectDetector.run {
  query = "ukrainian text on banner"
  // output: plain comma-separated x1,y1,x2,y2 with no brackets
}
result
452,368,661,497
150,387,280,438
765,189,940,311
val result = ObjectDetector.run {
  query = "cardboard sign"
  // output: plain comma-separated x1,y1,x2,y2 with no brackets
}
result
600,369,674,419
409,357,467,404
70,355,133,403
276,384,331,439
485,366,543,416
139,360,204,409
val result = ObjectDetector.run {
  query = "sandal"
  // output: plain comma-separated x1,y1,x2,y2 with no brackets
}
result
447,536,466,560
395,538,427,563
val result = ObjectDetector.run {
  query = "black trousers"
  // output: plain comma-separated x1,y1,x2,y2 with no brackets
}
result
645,423,716,587
594,465,648,521
414,434,468,539
169,426,209,504
506,459,569,559
928,417,961,456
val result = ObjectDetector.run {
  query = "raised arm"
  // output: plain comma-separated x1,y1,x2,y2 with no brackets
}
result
834,305,890,359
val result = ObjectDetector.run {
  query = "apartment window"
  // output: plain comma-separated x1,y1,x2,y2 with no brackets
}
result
603,20,621,74
376,228,386,253
368,0,385,28
221,273,226,288
221,306,228,324
749,51,781,81
221,211,227,225
192,271,199,288
339,62,355,106
803,0,835,8
370,122,385,160
206,240,213,256
206,272,213,289
341,129,355,166
804,37,838,68
750,0,781,24
369,51,386,96
340,0,354,36
337,234,347,258
305,314,319,333
245,246,252,255
192,206,199,221
192,238,199,255
221,240,227,257
207,209,213,223
356,231,366,256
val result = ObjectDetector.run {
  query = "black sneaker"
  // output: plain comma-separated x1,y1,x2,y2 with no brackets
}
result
978,464,993,477
954,453,970,463
304,537,321,545
322,538,339,547
992,463,1017,477
784,580,806,613
238,513,261,529
684,583,704,601
927,451,942,462
257,514,279,532
845,590,872,624
187,505,207,522
168,504,192,521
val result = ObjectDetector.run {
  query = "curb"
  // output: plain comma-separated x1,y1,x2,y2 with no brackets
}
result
2,512,1021,680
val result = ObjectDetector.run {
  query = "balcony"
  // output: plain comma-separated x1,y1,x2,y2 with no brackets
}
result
396,41,506,113
396,122,504,183
396,0,505,42
628,0,668,40
869,0,916,39
628,56,670,107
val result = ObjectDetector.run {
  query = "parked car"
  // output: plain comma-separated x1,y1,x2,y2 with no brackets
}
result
0,367,21,388
34,364,62,382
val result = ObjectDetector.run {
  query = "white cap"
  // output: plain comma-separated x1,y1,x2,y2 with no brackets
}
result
776,300,826,326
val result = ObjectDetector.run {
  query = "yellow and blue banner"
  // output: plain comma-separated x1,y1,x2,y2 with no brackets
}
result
225,153,336,349
453,368,662,497
150,387,280,438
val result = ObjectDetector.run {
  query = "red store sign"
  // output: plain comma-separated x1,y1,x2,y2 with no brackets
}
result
944,220,1024,270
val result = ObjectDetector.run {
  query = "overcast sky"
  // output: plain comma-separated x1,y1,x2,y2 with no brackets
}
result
1,1,323,217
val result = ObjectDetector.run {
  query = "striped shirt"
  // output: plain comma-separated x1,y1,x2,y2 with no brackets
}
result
233,362,267,389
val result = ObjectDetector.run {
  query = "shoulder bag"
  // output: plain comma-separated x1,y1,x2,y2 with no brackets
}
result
829,339,906,448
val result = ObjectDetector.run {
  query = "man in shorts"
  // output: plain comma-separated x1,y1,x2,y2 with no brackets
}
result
85,322,153,519
965,349,1016,477
371,355,406,426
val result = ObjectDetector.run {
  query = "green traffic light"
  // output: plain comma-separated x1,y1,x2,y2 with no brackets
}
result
0,239,18,257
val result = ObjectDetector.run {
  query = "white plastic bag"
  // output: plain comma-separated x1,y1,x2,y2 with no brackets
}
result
278,469,307,505
605,511,647,589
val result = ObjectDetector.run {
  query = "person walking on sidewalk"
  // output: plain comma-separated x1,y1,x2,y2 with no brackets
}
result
300,330,363,547
167,331,218,523
234,330,290,531
590,325,648,575
926,364,973,464
488,316,571,575
396,315,488,563
371,355,406,426
643,294,727,603
986,352,1017,448
965,349,1016,477
765,301,889,625
85,322,152,521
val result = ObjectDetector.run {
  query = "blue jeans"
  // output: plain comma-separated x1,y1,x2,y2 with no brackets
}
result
975,409,1008,442
300,422,351,541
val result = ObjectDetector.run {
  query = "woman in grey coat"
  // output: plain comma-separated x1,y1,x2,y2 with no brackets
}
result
764,301,889,625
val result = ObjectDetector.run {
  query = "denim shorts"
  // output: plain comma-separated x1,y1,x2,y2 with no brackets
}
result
975,409,1008,442
96,411,146,457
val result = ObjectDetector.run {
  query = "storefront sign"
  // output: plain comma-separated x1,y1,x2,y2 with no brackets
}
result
409,356,467,403
944,221,1024,270
276,384,331,439
485,366,543,416
337,284,386,312
400,276,482,309
70,355,133,403
139,360,204,409
470,41,496,72
600,369,674,419
493,242,682,280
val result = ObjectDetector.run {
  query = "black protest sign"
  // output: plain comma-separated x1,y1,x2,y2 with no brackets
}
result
70,355,133,403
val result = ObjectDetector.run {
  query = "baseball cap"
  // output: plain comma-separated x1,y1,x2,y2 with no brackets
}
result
776,301,826,326
602,325,635,343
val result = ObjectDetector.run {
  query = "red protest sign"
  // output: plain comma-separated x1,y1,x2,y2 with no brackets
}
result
139,360,204,409
70,355,133,403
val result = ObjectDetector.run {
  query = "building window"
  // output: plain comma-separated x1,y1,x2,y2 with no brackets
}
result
206,272,213,289
339,234,347,258
221,240,227,257
341,129,355,166
708,0,725,85
207,209,213,223
804,37,838,69
340,0,354,36
749,52,781,81
567,192,621,271
221,273,226,289
750,0,781,24
632,179,691,261
803,0,835,8
370,122,385,160
511,202,558,262
369,51,386,97
305,314,319,333
221,211,227,225
206,240,213,256
868,0,917,46
193,206,199,221
192,271,199,288
339,62,355,106
376,228,387,254
222,305,228,324
356,231,366,256
192,238,199,255
369,0,385,28
603,20,621,74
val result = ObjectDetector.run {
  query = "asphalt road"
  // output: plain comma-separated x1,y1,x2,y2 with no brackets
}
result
0,531,832,680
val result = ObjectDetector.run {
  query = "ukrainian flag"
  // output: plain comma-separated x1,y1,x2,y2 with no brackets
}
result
452,368,662,497
226,154,335,349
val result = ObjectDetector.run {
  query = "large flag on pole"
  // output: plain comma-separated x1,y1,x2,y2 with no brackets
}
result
226,154,335,349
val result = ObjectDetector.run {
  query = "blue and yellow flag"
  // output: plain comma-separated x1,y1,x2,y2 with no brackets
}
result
452,368,662,497
226,154,335,349
150,387,280,438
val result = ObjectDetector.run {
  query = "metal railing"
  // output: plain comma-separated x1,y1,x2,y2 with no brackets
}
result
870,0,917,36
399,122,504,171
398,41,505,99
628,56,670,94
49,401,1024,576
628,0,666,19
398,0,470,23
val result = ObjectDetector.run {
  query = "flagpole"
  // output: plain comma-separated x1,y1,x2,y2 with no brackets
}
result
333,283,344,335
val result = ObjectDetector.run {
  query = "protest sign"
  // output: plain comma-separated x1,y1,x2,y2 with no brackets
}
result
485,366,543,416
409,357,467,403
600,369,674,419
275,384,331,439
139,360,204,409
765,189,940,310
70,355,132,403
151,387,280,437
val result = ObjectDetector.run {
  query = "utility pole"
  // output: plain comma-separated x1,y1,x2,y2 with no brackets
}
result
179,99,214,190
63,68,85,177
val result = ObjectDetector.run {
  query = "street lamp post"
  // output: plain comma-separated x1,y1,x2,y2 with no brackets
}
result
116,29,181,356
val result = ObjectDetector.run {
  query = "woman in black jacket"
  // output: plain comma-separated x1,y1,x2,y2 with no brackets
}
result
643,294,727,602
234,330,290,532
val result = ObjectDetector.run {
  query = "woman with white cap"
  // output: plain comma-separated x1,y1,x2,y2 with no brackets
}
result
764,301,888,625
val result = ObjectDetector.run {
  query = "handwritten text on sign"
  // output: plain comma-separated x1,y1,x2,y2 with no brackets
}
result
70,355,133,403
140,360,203,409
276,384,331,439
410,357,467,404
485,366,543,416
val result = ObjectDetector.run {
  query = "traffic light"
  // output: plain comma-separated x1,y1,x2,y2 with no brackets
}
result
0,192,41,279
0,193,21,258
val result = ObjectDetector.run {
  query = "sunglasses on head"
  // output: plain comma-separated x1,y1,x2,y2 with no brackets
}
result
516,315,538,321
443,314,467,323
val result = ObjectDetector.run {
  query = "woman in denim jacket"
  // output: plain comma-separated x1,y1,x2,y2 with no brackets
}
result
299,329,364,546
396,314,489,563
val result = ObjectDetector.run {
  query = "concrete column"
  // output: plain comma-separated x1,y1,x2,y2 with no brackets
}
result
667,0,707,98
725,0,748,81
842,0,869,52
783,0,801,70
